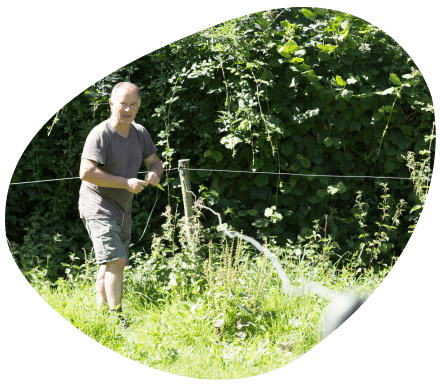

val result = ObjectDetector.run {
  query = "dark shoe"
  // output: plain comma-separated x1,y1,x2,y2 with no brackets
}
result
109,308,130,329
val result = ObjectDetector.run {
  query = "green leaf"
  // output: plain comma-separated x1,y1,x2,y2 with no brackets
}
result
410,205,422,214
277,46,290,58
251,158,264,172
201,189,219,205
308,195,322,204
248,209,259,216
267,114,284,134
220,134,243,149
280,20,290,29
290,57,304,64
313,156,323,164
389,73,401,85
280,184,293,194
295,49,306,57
296,155,311,168
327,186,339,195
250,186,272,200
292,187,303,195
372,112,383,121
384,160,395,173
341,89,354,99
324,137,334,147
211,151,224,163
281,142,295,157
292,108,320,124
301,8,316,20
318,52,330,61
391,131,412,150
255,174,269,188
335,100,346,112
327,182,346,195
347,76,358,85
252,218,269,228
378,87,395,96
262,69,273,79
285,40,299,54
343,109,353,120
303,70,321,83
257,12,270,28
350,121,361,131
379,106,397,114
336,76,347,86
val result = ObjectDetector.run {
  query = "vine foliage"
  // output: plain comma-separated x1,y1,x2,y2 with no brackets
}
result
6,7,435,277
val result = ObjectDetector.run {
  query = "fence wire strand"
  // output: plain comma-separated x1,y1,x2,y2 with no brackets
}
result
8,166,430,186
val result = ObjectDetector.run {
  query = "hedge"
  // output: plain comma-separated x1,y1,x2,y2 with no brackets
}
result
6,8,435,278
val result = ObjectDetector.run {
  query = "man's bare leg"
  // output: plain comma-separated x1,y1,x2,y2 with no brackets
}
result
103,257,126,311
96,264,108,310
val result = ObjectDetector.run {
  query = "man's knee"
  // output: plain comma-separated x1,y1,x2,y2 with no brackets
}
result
96,264,106,283
106,257,127,272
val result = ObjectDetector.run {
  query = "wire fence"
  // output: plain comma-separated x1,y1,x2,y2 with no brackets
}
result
8,166,430,186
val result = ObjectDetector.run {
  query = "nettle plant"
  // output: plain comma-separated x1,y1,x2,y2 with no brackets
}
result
348,185,406,270
203,237,272,341
405,128,435,233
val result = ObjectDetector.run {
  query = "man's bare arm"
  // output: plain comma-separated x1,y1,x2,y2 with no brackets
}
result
80,158,148,194
143,153,163,186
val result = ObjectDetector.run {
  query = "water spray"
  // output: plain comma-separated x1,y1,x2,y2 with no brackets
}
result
180,174,366,339
221,228,366,338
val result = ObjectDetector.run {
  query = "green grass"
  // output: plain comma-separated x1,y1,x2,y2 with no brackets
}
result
27,243,391,380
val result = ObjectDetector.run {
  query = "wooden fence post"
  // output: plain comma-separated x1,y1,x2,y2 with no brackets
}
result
178,159,194,228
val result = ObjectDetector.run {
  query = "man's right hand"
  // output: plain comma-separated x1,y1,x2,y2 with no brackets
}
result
126,178,149,194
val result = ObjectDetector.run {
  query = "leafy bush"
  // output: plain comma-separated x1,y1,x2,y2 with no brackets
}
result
6,7,435,274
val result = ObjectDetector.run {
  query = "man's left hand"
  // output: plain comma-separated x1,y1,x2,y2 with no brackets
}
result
145,171,160,186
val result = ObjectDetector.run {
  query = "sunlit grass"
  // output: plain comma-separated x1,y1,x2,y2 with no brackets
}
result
29,245,390,380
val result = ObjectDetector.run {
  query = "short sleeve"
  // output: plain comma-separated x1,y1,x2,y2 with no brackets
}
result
82,127,108,165
139,126,158,160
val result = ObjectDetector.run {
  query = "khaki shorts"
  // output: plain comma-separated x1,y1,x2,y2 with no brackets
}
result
82,218,131,266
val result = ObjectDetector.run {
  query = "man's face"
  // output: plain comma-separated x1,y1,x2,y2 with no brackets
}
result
109,87,140,125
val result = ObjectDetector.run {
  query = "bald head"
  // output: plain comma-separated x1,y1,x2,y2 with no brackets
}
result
110,82,141,106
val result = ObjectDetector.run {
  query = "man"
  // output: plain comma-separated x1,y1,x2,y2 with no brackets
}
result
79,82,163,323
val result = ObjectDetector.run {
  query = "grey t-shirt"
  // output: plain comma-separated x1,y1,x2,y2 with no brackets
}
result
79,120,157,226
